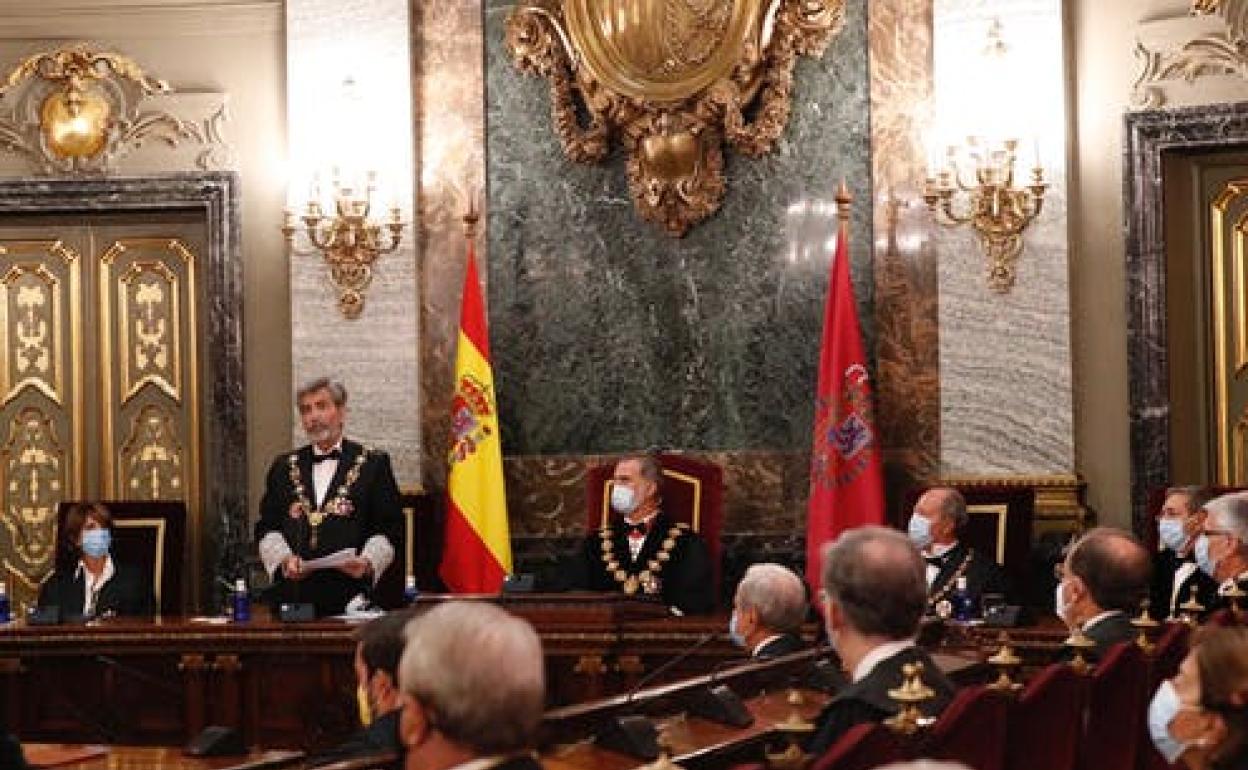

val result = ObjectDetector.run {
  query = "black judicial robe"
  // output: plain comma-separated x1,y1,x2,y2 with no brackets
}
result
254,439,402,616
571,511,715,615
36,561,155,618
926,541,1009,615
806,646,956,757
755,633,805,659
1149,548,1218,620
307,709,401,770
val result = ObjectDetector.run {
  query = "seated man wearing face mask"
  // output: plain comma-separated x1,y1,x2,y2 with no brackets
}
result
1192,493,1248,614
806,526,956,757
730,563,808,658
1150,485,1219,620
1055,527,1152,660
569,454,714,615
307,611,409,769
907,487,1008,617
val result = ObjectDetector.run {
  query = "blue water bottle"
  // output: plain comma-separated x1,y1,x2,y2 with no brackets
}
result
952,576,974,622
0,581,10,624
404,575,419,606
232,578,251,622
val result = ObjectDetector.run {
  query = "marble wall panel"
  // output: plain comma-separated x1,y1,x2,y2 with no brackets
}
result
286,0,421,487
933,0,1075,477
414,0,487,492
483,0,873,459
867,0,941,520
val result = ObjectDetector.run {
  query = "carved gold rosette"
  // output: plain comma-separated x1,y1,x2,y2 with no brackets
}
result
505,0,845,236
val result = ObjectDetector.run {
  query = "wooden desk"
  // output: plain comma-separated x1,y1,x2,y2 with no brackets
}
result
22,744,302,769
0,595,813,752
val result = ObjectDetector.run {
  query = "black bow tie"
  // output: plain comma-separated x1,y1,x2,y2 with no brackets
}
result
925,555,946,567
312,449,341,464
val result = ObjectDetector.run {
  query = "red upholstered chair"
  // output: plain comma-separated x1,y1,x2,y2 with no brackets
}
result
1079,642,1150,770
917,685,1010,770
586,452,724,597
809,723,904,770
1006,663,1088,770
1137,623,1192,770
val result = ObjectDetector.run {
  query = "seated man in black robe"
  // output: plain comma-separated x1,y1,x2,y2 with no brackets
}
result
807,526,957,756
1149,485,1218,620
1193,493,1248,615
569,454,714,615
731,562,807,659
907,487,1008,617
1056,527,1151,660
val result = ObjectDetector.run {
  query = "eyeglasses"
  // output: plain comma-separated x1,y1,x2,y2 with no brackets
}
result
1204,528,1234,540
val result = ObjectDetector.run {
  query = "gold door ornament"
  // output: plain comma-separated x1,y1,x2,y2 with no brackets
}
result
505,0,845,236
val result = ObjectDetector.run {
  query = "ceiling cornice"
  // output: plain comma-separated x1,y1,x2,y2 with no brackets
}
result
0,1,281,39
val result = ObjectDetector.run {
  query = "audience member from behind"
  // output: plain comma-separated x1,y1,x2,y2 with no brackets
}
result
1151,486,1218,620
1193,493,1248,612
308,611,410,768
907,487,1008,616
731,563,807,658
807,526,956,757
397,601,544,770
1057,527,1151,659
1148,625,1248,769
37,502,155,618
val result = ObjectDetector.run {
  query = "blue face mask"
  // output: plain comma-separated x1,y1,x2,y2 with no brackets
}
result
1158,518,1187,552
728,610,746,648
81,528,111,558
610,484,638,515
907,514,932,550
1148,680,1194,764
1195,534,1218,577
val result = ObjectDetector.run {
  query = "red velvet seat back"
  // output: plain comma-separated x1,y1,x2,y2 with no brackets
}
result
918,685,1010,770
1080,642,1150,770
809,722,904,770
1138,623,1192,770
586,452,724,598
1007,663,1087,770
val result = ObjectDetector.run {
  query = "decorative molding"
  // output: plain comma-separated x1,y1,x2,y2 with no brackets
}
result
0,45,233,176
0,2,282,39
939,473,1089,529
505,0,846,236
1132,0,1248,109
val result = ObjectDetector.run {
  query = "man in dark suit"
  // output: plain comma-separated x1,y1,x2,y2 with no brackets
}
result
1149,486,1218,620
1194,493,1248,614
396,602,544,770
807,526,957,757
908,487,1008,617
731,563,807,658
255,378,402,616
571,454,714,615
308,611,410,769
1057,527,1151,659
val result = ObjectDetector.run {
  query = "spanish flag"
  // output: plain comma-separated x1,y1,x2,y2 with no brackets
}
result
440,238,513,593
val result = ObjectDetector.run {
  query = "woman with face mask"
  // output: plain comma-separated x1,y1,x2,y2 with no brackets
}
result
1148,625,1248,769
36,502,155,619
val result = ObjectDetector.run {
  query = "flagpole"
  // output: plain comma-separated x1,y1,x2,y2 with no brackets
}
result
462,187,480,240
836,178,852,234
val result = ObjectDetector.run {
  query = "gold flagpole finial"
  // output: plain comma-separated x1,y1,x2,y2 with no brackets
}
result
462,187,480,240
835,179,852,225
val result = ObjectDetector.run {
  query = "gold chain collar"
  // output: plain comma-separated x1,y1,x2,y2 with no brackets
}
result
287,449,369,549
599,520,690,596
927,547,975,610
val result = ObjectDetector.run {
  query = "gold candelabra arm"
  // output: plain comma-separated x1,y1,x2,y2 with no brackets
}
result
884,662,936,735
986,632,1023,693
1063,628,1097,675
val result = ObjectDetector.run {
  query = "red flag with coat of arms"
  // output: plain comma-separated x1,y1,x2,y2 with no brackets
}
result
805,185,886,591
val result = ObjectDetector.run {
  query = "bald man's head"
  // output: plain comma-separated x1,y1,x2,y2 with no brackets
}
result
1065,527,1151,613
820,526,927,640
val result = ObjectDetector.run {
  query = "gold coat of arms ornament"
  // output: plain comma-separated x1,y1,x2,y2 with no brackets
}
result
505,0,846,236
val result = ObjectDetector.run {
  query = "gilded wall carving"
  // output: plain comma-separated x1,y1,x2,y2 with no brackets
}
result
121,405,184,500
1133,0,1248,108
505,0,847,235
0,44,232,175
118,258,184,404
1,407,66,582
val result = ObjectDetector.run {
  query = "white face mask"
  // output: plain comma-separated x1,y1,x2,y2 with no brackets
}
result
907,513,933,550
1148,679,1197,764
1055,579,1070,624
1158,518,1187,552
728,610,746,648
610,484,638,515
1195,534,1219,578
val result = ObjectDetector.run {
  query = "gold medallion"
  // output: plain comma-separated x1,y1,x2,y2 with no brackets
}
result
624,575,640,595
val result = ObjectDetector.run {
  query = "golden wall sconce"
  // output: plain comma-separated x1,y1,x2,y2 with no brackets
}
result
921,138,1047,293
505,0,846,237
282,174,404,319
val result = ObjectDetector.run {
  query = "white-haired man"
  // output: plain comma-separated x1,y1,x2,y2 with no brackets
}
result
731,563,808,658
1194,493,1248,613
397,601,544,770
907,487,1007,616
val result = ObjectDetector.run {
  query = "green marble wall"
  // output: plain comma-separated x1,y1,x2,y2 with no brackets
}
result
484,0,872,456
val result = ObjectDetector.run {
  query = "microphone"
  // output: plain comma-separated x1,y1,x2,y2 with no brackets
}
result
625,631,719,704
